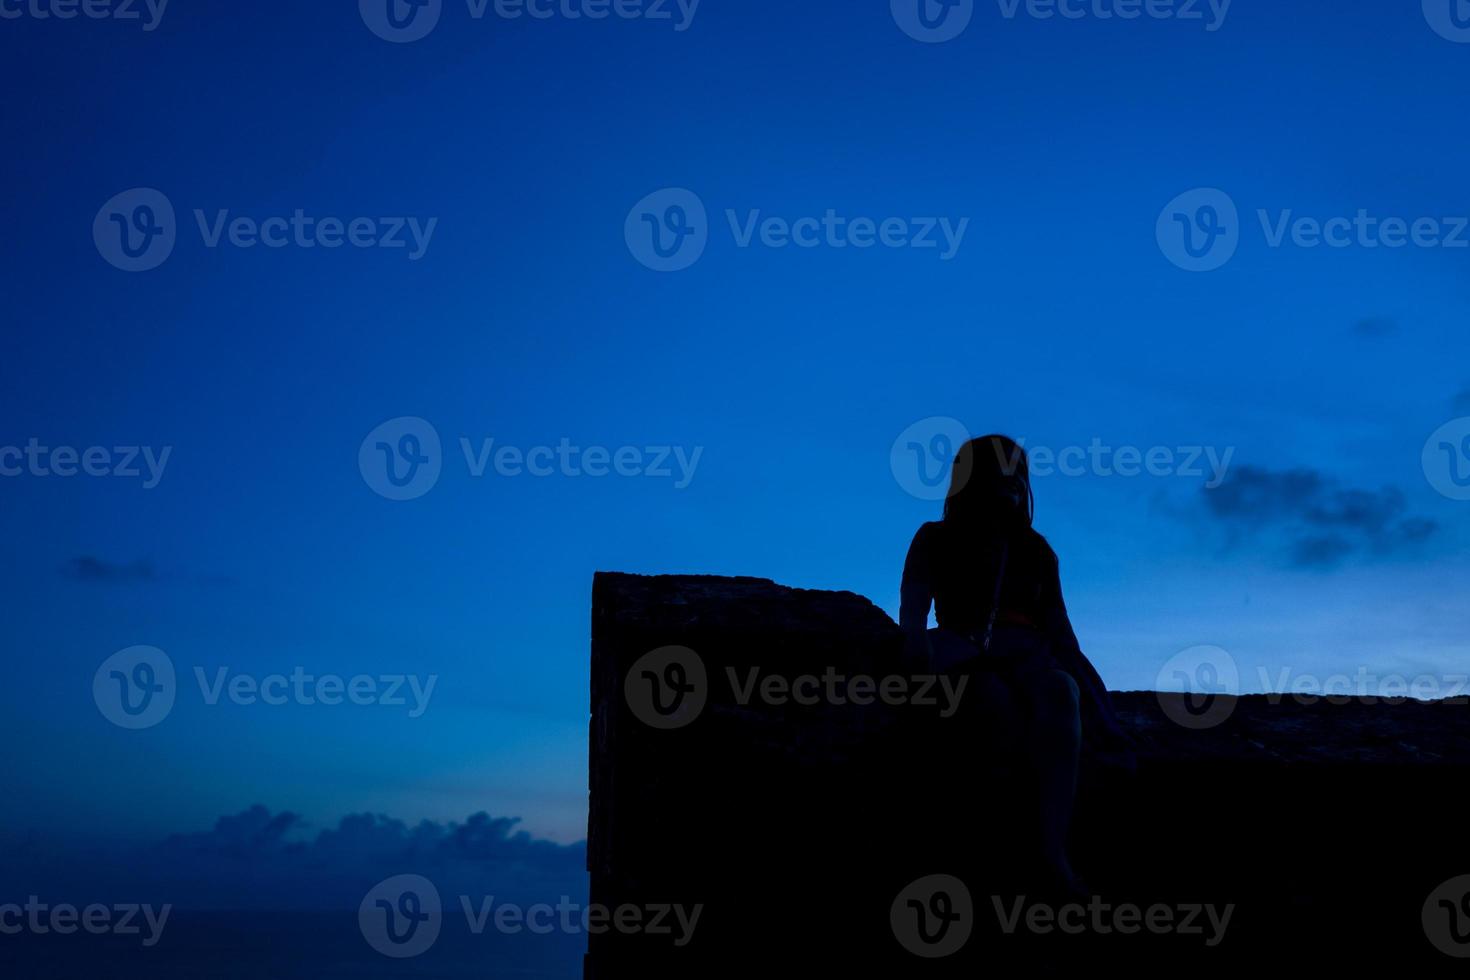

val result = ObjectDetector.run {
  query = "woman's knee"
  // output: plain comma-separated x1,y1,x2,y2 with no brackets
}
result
1033,669,1081,734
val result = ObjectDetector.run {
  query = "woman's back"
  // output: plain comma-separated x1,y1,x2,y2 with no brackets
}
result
903,519,1058,640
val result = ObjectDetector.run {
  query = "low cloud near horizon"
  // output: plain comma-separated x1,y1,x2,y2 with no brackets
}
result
0,806,588,910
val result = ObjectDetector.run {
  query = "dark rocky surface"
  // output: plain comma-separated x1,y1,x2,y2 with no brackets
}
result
588,572,1470,977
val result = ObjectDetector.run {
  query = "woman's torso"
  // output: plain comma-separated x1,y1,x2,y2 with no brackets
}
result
916,520,1055,639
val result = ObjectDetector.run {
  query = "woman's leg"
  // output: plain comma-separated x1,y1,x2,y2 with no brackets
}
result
1022,666,1083,887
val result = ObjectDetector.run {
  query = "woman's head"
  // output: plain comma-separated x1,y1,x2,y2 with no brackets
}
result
942,434,1034,528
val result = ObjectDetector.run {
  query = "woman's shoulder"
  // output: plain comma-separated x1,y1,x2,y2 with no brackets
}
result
909,520,945,550
1023,526,1060,565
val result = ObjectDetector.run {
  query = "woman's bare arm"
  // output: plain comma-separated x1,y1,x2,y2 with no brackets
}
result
900,526,934,667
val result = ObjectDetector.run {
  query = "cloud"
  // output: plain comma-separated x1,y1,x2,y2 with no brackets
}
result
1200,465,1437,568
162,805,583,871
1352,317,1397,337
0,807,588,911
60,556,235,587
61,556,158,583
1289,534,1353,569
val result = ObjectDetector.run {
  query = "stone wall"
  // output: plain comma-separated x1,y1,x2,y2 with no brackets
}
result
588,571,1470,976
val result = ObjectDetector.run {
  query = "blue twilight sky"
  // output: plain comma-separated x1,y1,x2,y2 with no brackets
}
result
1,0,1467,848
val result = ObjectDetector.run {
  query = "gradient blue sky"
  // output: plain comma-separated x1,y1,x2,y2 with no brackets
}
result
1,0,1467,847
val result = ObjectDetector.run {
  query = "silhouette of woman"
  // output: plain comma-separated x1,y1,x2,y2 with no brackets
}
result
900,434,1131,894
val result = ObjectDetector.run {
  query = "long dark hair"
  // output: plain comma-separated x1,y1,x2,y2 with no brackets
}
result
942,434,1034,530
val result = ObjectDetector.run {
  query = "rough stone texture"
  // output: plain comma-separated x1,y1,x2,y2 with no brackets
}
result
588,572,1470,976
